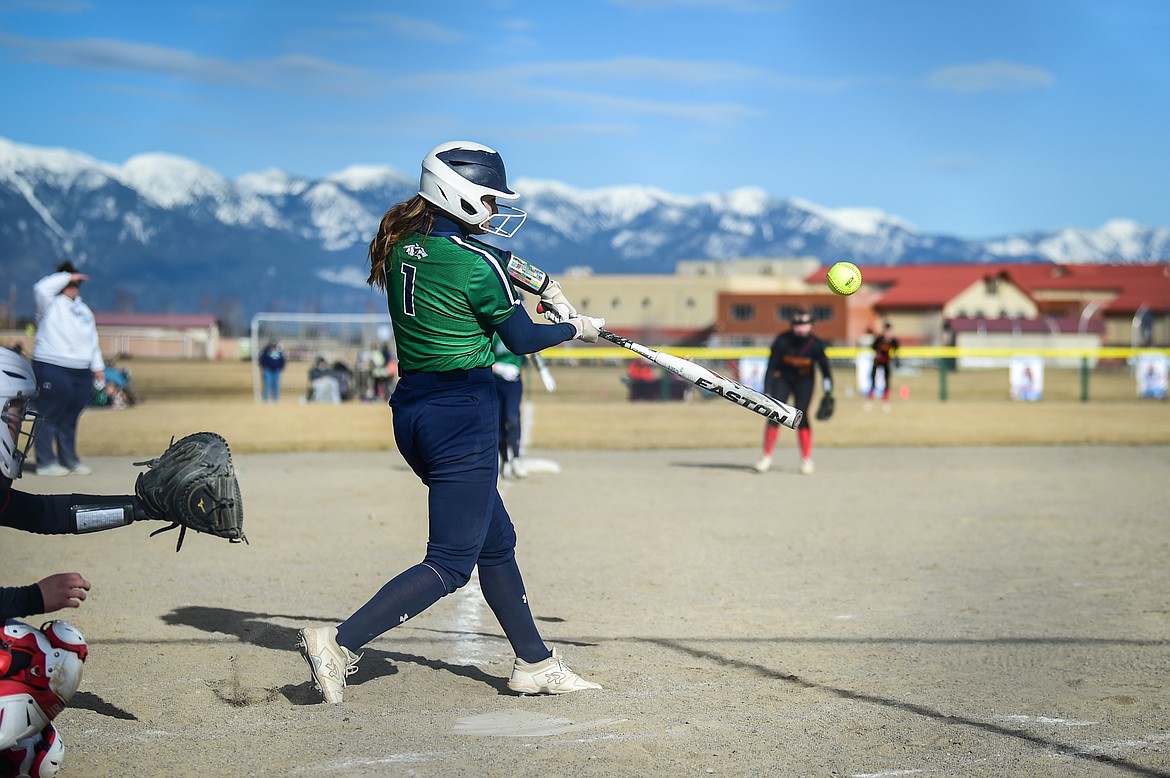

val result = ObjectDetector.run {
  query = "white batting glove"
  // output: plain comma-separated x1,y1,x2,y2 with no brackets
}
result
538,365,557,392
568,315,605,343
539,279,577,323
492,362,521,382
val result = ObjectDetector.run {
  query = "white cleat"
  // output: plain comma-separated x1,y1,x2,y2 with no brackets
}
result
507,647,602,695
752,455,772,473
800,458,815,475
297,626,362,704
509,458,529,478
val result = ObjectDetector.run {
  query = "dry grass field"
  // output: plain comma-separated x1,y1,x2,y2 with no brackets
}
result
77,357,1170,456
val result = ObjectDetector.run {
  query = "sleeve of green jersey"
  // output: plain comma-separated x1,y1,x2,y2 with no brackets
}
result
468,260,520,328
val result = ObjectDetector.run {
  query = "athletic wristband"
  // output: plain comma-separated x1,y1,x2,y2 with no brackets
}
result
72,502,137,533
505,254,550,295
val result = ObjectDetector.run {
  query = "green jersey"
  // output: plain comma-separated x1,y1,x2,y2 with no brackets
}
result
388,231,521,372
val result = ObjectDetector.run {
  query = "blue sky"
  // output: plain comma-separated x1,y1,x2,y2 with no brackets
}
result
1,0,1167,238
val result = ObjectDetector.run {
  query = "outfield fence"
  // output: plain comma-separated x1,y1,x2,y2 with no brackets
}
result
538,345,1170,403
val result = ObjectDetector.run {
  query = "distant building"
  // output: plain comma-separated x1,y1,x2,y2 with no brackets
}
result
525,257,819,345
549,260,1170,350
850,263,1170,348
94,313,220,359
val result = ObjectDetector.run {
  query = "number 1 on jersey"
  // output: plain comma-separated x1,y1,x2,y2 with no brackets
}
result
401,263,417,316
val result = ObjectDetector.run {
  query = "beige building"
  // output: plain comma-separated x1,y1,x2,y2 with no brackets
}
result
527,258,820,343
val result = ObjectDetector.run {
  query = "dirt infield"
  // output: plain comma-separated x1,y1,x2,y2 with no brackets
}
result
6,442,1169,776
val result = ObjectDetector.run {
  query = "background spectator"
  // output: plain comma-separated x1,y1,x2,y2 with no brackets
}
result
307,357,341,403
259,340,286,402
865,321,900,412
31,262,104,476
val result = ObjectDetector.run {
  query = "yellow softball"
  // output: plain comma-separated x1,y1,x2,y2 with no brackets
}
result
826,261,862,296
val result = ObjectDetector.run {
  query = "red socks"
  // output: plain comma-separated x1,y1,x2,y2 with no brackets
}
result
798,427,812,459
762,424,779,455
765,425,812,458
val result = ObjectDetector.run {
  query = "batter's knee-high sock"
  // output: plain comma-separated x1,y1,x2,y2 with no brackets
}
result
478,559,550,664
335,563,448,652
762,424,780,456
798,427,812,459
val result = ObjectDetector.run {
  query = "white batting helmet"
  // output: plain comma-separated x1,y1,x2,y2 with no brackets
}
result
418,141,527,238
0,348,40,480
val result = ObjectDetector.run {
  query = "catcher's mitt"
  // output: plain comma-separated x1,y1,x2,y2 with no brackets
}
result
815,392,836,421
134,432,246,552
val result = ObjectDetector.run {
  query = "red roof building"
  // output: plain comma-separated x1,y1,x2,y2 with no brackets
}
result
708,262,1170,348
798,262,1170,347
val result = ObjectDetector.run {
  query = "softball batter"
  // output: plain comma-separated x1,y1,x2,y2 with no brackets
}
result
297,141,605,703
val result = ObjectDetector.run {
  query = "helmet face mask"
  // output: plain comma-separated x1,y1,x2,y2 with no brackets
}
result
1,349,41,480
418,141,527,238
477,199,527,238
2,397,41,479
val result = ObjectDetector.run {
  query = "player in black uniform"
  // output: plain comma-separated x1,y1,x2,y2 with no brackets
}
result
866,322,900,412
753,310,833,475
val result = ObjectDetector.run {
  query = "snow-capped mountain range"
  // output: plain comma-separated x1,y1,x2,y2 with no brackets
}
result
2,136,1168,322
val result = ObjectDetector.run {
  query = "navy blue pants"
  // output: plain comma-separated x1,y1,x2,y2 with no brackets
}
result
494,376,523,462
32,361,92,469
336,367,548,661
391,368,517,586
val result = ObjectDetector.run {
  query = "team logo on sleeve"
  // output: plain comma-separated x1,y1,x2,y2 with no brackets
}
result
404,244,428,259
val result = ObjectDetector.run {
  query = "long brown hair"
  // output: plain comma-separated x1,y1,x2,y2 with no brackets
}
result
366,195,435,291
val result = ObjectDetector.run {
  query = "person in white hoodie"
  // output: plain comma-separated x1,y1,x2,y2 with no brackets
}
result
31,262,105,477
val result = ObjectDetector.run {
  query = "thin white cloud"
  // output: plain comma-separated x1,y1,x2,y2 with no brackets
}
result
0,31,370,91
266,54,364,79
522,85,760,122
925,61,1054,93
527,57,765,85
302,117,637,145
0,28,848,128
500,18,535,32
391,65,758,123
405,57,860,94
0,32,267,86
531,57,867,93
359,13,466,43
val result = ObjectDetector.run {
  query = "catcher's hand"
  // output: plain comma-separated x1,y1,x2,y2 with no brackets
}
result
815,392,836,421
134,432,246,552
